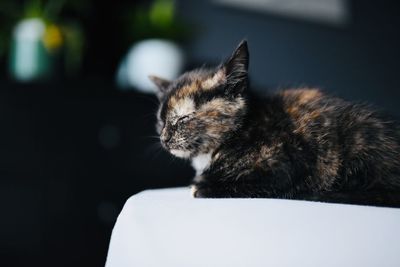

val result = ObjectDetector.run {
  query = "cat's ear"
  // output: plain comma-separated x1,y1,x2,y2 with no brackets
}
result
223,40,249,93
149,75,172,98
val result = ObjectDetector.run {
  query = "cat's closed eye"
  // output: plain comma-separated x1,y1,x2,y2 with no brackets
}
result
177,115,191,124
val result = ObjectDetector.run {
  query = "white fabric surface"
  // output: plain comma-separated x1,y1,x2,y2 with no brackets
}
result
105,188,400,267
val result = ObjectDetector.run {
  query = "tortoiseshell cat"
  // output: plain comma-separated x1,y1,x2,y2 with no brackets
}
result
150,40,400,207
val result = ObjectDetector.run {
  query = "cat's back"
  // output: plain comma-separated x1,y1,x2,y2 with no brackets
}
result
276,88,400,190
277,88,399,139
277,88,345,135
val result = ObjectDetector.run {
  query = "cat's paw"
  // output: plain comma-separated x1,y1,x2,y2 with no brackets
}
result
190,185,209,198
191,185,218,198
190,185,198,198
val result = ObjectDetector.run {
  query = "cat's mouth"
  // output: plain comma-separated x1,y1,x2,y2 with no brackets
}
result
160,138,192,158
169,149,191,158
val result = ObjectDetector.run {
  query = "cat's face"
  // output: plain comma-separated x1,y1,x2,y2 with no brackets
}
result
151,40,249,159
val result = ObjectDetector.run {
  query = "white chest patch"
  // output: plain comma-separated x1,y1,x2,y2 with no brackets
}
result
191,153,212,175
170,149,191,159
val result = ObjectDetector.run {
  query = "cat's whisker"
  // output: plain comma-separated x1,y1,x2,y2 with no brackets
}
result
145,135,161,140
144,142,165,160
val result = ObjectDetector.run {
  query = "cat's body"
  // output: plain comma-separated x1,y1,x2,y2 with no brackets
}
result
151,41,400,206
191,89,400,206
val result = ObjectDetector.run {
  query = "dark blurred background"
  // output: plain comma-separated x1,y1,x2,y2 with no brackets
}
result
0,0,399,266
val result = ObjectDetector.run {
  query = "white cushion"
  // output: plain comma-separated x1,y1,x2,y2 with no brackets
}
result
105,188,400,267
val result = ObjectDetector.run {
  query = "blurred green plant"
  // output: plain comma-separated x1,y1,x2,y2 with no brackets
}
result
0,0,87,75
124,0,190,43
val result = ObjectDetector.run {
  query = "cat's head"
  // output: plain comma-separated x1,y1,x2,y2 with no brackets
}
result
150,40,249,159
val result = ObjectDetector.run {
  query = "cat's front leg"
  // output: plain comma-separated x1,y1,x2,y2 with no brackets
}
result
191,169,249,197
190,184,214,198
191,181,276,198
190,176,215,198
191,183,232,198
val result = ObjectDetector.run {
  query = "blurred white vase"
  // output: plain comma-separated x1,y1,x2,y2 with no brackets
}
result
116,39,184,93
9,18,52,82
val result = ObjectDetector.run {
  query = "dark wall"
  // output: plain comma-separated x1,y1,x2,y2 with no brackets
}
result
0,82,193,267
177,0,400,116
1,1,400,266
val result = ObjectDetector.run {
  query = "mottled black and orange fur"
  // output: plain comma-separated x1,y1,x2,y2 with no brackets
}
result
151,40,400,207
